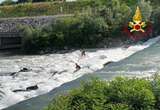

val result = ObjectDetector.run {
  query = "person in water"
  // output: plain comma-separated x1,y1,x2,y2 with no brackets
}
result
74,63,81,73
81,50,86,57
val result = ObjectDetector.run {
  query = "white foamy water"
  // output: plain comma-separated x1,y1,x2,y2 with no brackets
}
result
0,36,160,109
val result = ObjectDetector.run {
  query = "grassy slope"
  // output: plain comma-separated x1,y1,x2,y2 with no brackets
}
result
0,1,89,18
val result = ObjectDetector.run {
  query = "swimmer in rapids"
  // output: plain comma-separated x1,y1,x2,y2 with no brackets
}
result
81,50,86,57
73,63,81,73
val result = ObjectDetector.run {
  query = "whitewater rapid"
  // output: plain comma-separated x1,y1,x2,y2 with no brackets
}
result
0,37,160,109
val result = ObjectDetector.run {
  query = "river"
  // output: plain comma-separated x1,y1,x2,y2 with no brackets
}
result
1,36,160,110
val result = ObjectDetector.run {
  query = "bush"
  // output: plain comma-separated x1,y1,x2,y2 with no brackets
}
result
151,74,160,109
45,77,157,110
42,19,67,48
20,15,109,53
138,0,152,21
151,7,160,36
0,0,15,6
119,0,137,6
45,79,108,110
19,25,49,53
105,77,155,110
104,103,129,110
98,0,131,37
63,16,109,47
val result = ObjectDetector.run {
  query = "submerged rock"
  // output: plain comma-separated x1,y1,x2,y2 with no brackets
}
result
103,61,114,67
12,89,26,93
13,85,38,93
10,68,31,77
19,68,31,72
26,85,38,91
10,72,17,76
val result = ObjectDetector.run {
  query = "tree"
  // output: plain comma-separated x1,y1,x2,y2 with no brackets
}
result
151,0,160,5
119,0,138,6
17,0,28,3
138,0,152,21
98,0,131,37
1,0,15,5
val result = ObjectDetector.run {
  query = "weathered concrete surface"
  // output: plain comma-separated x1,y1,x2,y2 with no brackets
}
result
3,40,160,110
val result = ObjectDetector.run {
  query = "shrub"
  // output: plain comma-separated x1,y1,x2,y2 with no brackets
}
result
151,7,160,36
45,77,156,110
98,0,131,37
104,103,130,110
19,25,49,53
45,95,70,110
45,79,108,110
105,77,155,110
41,19,66,48
151,74,160,109
138,0,152,21
0,0,15,6
119,0,137,6
63,16,109,47
20,15,109,53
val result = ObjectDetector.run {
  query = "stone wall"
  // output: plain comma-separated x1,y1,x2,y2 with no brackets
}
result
0,15,69,49
0,16,59,33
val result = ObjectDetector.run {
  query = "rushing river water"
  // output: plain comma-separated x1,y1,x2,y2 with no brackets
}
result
1,36,160,110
